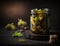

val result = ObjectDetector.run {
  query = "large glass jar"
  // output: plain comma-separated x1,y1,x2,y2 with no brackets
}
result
30,8,49,34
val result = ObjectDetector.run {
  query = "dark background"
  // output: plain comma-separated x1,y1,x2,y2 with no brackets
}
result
0,0,60,30
0,0,60,29
0,0,60,45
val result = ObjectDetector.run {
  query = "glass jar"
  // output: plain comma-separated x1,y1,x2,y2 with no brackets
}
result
30,8,49,34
